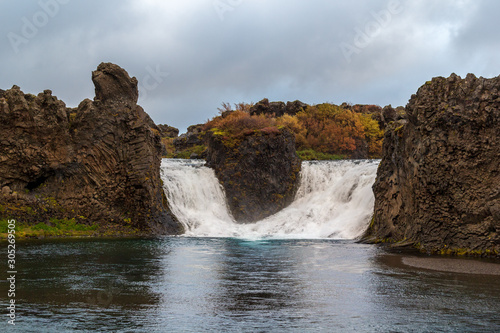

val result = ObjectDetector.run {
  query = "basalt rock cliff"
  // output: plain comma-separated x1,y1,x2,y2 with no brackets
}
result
364,74,499,256
206,128,301,223
250,98,308,117
0,63,182,234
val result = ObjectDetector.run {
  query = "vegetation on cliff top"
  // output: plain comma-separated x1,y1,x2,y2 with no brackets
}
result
197,101,384,159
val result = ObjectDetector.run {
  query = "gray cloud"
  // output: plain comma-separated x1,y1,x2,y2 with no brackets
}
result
1,0,498,132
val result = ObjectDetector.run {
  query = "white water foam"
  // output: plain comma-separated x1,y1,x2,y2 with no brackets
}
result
161,159,379,239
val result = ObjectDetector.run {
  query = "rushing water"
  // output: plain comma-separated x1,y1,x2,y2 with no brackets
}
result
1,159,499,332
161,159,379,239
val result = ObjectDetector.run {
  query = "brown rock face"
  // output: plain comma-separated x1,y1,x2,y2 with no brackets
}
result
92,62,139,107
250,98,307,117
365,73,499,256
157,124,179,138
173,124,205,152
0,63,182,234
206,129,301,223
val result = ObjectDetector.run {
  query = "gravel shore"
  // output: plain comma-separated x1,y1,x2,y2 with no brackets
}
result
401,256,500,275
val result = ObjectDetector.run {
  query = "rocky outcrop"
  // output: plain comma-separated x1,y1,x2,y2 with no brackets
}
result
206,128,301,223
0,63,182,234
364,73,499,256
157,124,179,138
341,103,406,129
250,98,307,117
173,124,205,153
381,105,406,127
286,100,309,115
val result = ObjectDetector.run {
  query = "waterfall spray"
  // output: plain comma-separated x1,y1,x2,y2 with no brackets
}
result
161,159,379,239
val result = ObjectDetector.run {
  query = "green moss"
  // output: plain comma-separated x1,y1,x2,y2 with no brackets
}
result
69,112,77,123
166,144,207,159
442,247,497,257
0,218,100,238
368,216,375,229
425,244,500,257
0,216,147,239
394,125,404,132
297,149,346,160
0,219,19,233
210,128,228,136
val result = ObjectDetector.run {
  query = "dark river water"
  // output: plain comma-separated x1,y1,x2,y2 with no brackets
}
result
1,237,499,332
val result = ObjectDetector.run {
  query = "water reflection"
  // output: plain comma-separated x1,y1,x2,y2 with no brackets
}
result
1,238,167,331
371,254,500,331
214,239,307,313
1,237,499,332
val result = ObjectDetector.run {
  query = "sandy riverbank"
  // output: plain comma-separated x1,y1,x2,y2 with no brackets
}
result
401,256,500,276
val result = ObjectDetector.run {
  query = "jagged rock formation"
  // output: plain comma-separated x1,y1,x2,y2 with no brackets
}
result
342,103,383,126
157,124,179,138
380,105,406,125
250,98,307,117
173,124,205,153
206,128,301,223
0,63,182,234
157,124,180,157
171,124,207,159
341,103,405,128
364,73,499,256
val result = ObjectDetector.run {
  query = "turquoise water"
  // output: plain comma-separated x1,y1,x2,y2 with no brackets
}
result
1,237,499,332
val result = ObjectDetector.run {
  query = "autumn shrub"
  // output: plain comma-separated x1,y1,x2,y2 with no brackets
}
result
204,111,277,136
296,104,366,155
277,114,308,148
358,113,384,157
161,137,175,155
203,101,384,159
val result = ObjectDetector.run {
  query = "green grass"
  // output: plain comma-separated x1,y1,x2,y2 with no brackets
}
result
32,218,98,233
297,149,346,161
0,218,100,238
166,144,206,159
0,219,19,233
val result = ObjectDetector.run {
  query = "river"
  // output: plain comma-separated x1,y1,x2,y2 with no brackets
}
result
2,237,499,332
1,159,499,332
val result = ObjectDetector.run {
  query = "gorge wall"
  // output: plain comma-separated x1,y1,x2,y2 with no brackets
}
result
365,74,499,256
0,63,182,234
206,128,301,223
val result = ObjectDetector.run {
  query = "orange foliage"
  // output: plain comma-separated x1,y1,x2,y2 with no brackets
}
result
205,101,384,158
359,113,384,156
277,114,309,148
203,111,277,135
295,104,366,154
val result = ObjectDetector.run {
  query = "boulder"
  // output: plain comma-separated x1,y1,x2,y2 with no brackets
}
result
157,124,179,138
0,63,182,234
206,128,301,223
364,73,500,256
92,62,139,107
381,105,397,124
343,103,384,127
286,100,308,115
173,124,205,152
250,98,307,117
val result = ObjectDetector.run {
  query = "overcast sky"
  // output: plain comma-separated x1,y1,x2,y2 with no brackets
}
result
1,0,499,132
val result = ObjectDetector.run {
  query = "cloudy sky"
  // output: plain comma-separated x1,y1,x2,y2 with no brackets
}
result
1,0,499,132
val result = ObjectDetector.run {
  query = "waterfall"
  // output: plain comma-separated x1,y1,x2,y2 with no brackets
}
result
161,159,379,239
